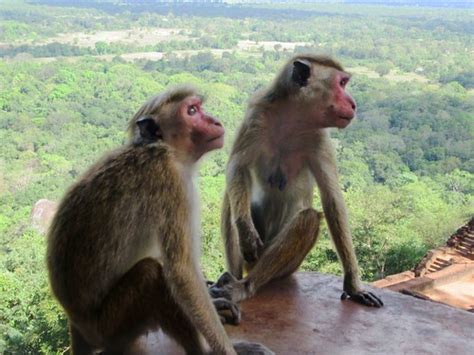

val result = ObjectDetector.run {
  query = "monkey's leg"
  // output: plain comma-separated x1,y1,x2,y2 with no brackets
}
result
213,208,321,302
245,208,321,294
222,194,244,279
98,257,205,355
70,324,94,355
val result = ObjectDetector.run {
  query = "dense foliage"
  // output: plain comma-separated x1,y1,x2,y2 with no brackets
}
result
0,1,472,353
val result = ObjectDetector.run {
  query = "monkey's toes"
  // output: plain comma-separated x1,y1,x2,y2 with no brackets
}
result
213,298,241,325
341,290,384,308
364,292,384,307
209,284,232,300
216,271,237,287
208,272,237,300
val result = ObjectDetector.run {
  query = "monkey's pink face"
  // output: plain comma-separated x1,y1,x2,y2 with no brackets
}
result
324,71,357,129
180,96,225,156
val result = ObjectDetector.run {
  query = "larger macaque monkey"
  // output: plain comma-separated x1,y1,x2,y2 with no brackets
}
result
211,55,383,308
47,86,273,354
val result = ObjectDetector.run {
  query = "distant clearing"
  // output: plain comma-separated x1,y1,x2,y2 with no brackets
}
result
97,49,229,62
2,34,432,85
1,28,189,47
237,40,309,51
349,66,430,83
385,71,430,83
11,49,234,64
348,66,380,78
46,28,189,47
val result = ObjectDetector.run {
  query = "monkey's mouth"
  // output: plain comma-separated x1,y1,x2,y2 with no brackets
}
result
207,133,225,142
338,115,353,121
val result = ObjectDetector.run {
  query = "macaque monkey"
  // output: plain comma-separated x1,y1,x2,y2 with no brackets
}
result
210,55,383,308
47,86,273,354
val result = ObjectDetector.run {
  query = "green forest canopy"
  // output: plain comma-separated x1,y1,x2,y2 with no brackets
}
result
0,0,472,353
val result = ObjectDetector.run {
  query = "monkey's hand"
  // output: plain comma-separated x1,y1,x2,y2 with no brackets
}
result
212,297,241,325
233,341,274,355
235,218,263,263
341,290,384,308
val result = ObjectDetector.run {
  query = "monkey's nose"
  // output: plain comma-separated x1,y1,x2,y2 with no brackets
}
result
349,98,357,111
206,115,223,127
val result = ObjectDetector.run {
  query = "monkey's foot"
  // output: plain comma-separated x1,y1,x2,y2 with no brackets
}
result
208,272,236,300
209,272,249,303
212,297,241,325
233,341,275,355
341,290,384,307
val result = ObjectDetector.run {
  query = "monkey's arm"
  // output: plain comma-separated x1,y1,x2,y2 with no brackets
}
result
226,157,263,263
161,221,236,353
309,137,383,308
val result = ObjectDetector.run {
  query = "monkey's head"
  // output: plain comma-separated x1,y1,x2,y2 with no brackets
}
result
129,86,225,161
277,55,357,129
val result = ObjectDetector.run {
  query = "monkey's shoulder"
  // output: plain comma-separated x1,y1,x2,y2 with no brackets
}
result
231,113,267,151
64,144,179,203
90,143,171,175
112,143,171,168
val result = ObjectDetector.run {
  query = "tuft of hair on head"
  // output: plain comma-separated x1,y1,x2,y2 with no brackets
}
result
257,53,345,106
301,54,344,72
128,85,203,144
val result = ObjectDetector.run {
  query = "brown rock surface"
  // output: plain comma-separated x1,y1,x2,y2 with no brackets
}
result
136,272,474,354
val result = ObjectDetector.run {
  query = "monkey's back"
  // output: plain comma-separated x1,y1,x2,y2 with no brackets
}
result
47,144,179,316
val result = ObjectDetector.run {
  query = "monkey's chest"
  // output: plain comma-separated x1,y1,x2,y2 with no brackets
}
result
281,153,306,180
259,151,307,189
252,153,313,203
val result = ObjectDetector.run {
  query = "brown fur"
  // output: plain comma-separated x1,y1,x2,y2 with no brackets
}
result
47,87,273,354
215,55,382,308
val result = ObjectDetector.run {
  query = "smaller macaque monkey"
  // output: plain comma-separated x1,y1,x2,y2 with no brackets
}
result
47,86,273,354
210,55,383,308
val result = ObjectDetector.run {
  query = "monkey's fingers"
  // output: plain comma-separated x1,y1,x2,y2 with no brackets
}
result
241,241,259,263
236,218,263,263
242,235,264,263
341,290,384,308
212,298,241,325
243,249,259,263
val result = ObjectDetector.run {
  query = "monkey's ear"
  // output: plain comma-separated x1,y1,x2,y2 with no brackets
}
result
135,116,162,144
292,60,311,87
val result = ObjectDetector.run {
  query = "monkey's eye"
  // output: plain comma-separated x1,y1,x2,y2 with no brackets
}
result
340,78,349,87
187,105,198,115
